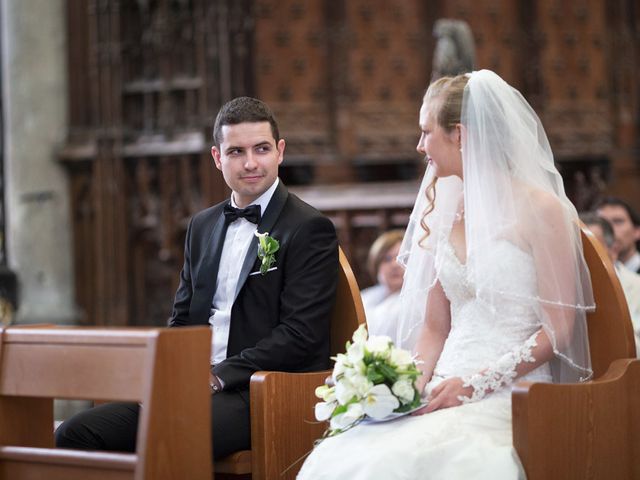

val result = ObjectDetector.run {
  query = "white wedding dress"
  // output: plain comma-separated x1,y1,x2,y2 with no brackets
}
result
297,239,552,480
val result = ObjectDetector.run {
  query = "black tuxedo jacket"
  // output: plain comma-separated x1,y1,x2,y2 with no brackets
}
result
169,182,339,390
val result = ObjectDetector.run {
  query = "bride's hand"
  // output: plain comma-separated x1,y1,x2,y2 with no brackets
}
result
414,377,473,415
409,374,431,416
414,374,429,396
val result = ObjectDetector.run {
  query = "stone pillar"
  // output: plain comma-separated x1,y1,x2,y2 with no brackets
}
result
1,0,78,324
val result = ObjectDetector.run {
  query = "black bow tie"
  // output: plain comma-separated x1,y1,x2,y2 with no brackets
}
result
223,203,262,224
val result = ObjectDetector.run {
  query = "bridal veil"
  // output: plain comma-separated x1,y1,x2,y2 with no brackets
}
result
396,70,594,383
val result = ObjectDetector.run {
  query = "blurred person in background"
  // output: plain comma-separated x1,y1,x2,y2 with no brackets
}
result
361,229,405,337
595,196,640,274
581,212,640,356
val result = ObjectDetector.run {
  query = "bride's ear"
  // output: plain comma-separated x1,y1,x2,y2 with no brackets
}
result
455,124,465,149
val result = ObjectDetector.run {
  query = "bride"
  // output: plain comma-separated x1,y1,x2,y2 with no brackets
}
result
297,70,594,479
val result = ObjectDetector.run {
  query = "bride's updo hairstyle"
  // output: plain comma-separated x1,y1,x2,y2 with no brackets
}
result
420,74,469,243
424,74,468,131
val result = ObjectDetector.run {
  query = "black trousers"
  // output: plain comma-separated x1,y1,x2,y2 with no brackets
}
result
54,389,251,460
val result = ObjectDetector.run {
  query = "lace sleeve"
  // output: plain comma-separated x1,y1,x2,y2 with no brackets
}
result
457,333,538,403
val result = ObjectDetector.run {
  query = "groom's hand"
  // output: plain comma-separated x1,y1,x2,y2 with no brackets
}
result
209,372,223,394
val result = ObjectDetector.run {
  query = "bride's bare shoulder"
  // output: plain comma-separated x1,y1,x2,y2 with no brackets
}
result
515,184,566,235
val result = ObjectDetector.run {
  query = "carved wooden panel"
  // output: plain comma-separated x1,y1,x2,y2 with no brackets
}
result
126,154,210,325
438,0,634,209
440,0,521,86
604,0,640,206
534,0,612,158
61,0,247,326
346,1,432,165
253,0,433,182
254,0,333,168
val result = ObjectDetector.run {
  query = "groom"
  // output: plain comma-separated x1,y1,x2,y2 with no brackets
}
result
55,97,339,460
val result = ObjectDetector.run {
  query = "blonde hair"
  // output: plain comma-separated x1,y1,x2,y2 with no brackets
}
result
419,74,469,245
367,229,405,279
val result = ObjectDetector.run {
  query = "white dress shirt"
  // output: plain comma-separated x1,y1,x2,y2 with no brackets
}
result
624,251,640,274
365,291,402,339
360,284,390,314
209,178,279,365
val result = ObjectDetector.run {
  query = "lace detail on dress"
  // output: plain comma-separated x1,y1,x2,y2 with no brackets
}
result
458,333,538,403
430,238,550,399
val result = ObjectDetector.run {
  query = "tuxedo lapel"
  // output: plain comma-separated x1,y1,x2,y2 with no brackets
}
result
233,182,289,300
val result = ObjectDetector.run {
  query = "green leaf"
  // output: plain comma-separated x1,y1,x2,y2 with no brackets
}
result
377,362,399,383
256,234,279,275
394,390,422,413
366,366,384,384
332,404,348,416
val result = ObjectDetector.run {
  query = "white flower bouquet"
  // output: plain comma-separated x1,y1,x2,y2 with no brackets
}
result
314,324,423,437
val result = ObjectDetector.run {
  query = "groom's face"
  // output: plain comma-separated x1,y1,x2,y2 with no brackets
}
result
211,121,285,208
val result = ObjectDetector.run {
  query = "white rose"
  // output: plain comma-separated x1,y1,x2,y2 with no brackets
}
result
315,401,336,421
362,384,399,419
390,347,414,368
343,357,365,377
315,384,336,402
346,341,365,363
335,378,357,405
391,377,416,404
344,370,374,397
332,353,348,379
351,324,368,345
330,402,364,431
366,335,392,357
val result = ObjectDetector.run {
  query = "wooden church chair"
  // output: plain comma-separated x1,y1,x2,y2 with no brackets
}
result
215,247,366,480
0,325,212,480
512,226,640,479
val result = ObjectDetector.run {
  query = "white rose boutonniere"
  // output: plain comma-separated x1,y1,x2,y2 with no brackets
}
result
255,231,280,275
314,324,423,438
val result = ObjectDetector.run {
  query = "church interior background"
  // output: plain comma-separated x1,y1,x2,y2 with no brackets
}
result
1,0,638,328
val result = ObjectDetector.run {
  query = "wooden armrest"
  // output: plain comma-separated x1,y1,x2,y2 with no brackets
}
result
215,449,252,475
0,446,137,469
512,358,640,480
0,446,136,480
1,324,58,330
249,370,330,480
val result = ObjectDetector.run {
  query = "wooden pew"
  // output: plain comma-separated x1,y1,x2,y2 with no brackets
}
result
512,227,640,479
0,326,212,480
215,247,366,479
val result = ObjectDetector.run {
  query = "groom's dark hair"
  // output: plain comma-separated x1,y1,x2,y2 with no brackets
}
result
213,96,280,147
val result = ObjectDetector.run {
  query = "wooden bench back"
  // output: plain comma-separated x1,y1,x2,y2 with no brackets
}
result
580,227,636,375
512,227,639,479
330,247,366,355
0,326,212,480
